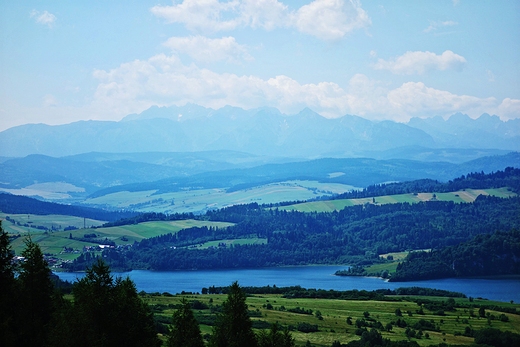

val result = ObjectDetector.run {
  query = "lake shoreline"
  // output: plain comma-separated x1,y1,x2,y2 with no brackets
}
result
55,265,520,303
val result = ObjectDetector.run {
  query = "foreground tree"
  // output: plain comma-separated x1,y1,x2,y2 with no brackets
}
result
17,236,55,347
257,323,296,347
52,258,160,347
0,221,17,346
210,281,258,347
168,298,205,347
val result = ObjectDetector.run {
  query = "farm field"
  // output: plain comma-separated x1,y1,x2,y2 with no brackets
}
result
279,187,517,213
186,237,267,250
0,212,107,233
83,180,356,214
5,217,234,261
145,292,520,346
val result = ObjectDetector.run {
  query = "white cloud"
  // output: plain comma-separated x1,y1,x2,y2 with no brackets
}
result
386,82,496,119
239,0,288,30
30,10,57,27
498,98,520,120
373,50,466,75
150,0,371,40
150,0,241,32
163,36,253,63
292,0,371,40
90,54,504,122
424,20,458,33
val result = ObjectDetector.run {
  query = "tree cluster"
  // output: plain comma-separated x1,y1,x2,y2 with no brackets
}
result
66,194,520,272
0,221,159,347
0,192,136,222
391,229,520,281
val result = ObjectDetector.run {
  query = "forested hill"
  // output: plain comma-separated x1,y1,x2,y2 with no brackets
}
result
335,166,520,200
65,195,520,272
0,193,136,222
390,229,520,281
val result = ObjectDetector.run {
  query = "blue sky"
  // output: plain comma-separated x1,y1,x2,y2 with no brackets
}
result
1,0,519,131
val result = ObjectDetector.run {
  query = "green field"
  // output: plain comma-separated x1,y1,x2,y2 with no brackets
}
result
3,216,234,262
145,293,520,346
83,180,356,214
0,212,107,234
186,237,268,250
279,188,517,212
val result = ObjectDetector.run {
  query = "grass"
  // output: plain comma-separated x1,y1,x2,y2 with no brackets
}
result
0,212,106,233
3,216,235,262
186,238,268,250
279,187,517,213
144,293,520,346
82,180,356,214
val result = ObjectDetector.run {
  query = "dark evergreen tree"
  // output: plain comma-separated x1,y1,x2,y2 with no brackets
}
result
168,298,205,347
0,221,18,346
58,258,161,347
210,281,258,347
257,323,296,347
17,236,55,347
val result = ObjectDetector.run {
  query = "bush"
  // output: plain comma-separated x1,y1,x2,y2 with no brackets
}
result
297,322,319,333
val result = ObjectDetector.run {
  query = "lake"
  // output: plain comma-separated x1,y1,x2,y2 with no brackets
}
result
55,265,520,303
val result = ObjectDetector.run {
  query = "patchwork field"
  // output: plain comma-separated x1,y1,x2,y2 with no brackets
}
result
3,215,234,261
279,187,516,213
146,292,520,346
83,180,356,214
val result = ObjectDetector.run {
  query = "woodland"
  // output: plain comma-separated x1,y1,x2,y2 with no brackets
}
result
59,168,520,282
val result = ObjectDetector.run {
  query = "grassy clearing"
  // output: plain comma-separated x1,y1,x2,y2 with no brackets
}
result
280,187,517,213
145,293,520,347
186,238,268,250
4,217,234,261
83,181,356,214
0,212,106,233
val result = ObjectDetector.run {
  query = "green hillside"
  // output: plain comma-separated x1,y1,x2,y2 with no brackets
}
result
279,187,516,212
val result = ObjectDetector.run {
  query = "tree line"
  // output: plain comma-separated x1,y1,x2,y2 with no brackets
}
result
390,229,520,281
335,167,520,199
0,220,298,347
65,194,520,272
0,192,136,222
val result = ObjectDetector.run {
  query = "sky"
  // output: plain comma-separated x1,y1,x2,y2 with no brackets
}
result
1,0,519,132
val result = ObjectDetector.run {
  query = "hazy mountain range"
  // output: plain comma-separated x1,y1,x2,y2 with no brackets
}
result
1,104,518,210
1,104,519,158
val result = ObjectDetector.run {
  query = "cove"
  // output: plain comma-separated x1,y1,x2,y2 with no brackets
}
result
55,266,520,303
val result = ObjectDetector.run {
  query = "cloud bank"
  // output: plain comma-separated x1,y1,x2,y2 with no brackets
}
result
151,0,371,40
91,53,515,122
373,50,466,75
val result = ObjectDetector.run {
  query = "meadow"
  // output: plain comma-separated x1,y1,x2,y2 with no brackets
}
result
145,292,520,346
3,213,234,262
279,188,516,213
83,180,356,214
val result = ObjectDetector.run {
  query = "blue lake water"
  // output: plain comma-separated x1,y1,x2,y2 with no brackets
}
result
55,266,520,303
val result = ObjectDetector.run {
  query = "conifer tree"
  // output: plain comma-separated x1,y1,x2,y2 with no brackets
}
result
210,281,258,347
17,235,55,346
168,298,205,347
257,323,296,347
0,221,17,346
69,258,161,347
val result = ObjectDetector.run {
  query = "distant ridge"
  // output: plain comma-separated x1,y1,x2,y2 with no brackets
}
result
1,104,518,158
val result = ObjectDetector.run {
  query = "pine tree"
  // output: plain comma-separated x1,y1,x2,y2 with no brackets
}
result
168,298,205,347
210,281,258,347
0,221,17,346
60,258,161,347
257,323,296,347
17,235,55,346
